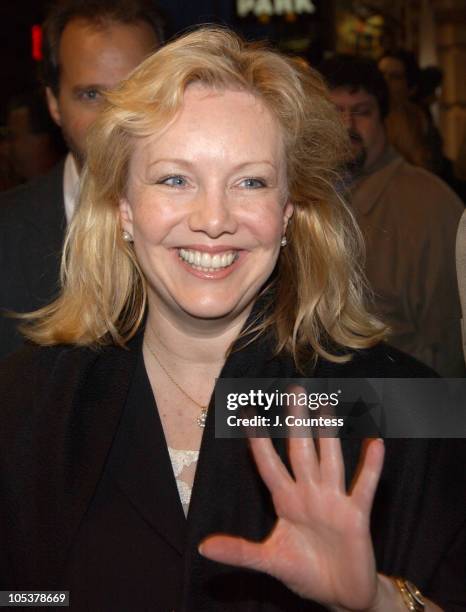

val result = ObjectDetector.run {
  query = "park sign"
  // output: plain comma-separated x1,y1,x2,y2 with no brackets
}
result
233,0,325,59
236,0,317,19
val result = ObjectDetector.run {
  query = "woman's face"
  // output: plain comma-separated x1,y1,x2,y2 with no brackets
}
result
119,84,293,327
378,57,409,103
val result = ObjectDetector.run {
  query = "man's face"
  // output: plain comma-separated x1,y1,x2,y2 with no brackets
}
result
329,87,386,174
46,18,157,169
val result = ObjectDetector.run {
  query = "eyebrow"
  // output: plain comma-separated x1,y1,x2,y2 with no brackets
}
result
147,158,278,171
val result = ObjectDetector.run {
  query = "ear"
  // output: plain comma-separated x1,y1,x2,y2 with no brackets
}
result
283,200,294,233
119,197,134,235
45,87,62,127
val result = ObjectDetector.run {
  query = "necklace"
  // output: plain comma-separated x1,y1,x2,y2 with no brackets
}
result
144,340,208,428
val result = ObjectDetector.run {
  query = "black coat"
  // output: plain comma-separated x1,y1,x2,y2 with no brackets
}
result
0,162,66,359
0,333,465,611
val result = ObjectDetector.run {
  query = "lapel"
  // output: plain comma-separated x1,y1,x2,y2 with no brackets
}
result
108,349,187,555
19,161,67,307
181,335,282,610
20,339,138,586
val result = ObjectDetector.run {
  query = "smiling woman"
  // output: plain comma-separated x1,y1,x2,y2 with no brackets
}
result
1,26,465,612
20,26,384,361
118,84,292,325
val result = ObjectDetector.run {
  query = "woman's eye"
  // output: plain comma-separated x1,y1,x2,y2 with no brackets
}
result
158,175,187,187
240,178,266,189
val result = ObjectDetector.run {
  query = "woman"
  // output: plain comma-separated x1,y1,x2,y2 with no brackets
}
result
1,27,464,611
378,50,432,172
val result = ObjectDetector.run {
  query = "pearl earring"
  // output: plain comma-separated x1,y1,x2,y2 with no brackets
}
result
280,236,287,247
122,230,133,243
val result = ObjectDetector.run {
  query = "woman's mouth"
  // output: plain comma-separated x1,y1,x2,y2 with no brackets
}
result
178,248,239,272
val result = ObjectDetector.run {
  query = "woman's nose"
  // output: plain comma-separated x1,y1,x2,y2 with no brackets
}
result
188,187,238,237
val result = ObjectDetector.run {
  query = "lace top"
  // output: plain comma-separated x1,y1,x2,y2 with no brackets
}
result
167,447,199,515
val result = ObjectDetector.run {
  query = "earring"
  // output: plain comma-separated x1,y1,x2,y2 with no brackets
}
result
280,236,287,247
122,230,133,243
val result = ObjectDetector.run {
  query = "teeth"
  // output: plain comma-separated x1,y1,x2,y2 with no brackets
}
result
179,248,237,271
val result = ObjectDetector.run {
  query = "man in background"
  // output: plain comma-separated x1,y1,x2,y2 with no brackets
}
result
5,91,65,186
319,55,465,376
0,0,163,358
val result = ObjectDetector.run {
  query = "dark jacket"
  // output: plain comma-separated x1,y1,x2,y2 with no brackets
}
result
0,162,66,359
0,334,465,611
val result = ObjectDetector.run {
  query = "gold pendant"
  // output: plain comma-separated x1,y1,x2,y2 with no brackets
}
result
197,408,207,428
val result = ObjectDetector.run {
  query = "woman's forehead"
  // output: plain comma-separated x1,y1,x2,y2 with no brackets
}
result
130,85,286,169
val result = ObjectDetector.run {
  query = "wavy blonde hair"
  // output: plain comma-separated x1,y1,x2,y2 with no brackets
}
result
21,26,386,364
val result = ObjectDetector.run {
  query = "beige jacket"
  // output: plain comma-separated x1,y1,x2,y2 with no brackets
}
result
351,148,465,376
456,209,466,362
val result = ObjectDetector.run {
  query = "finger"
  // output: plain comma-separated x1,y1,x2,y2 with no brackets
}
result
249,436,295,496
285,385,319,482
350,438,385,512
199,534,266,572
288,436,320,483
317,437,345,491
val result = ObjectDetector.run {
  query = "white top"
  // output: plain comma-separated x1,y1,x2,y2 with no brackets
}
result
167,447,199,516
62,152,80,225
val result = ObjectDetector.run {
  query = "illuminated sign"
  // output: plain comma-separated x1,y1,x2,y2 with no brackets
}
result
31,24,43,61
237,0,316,18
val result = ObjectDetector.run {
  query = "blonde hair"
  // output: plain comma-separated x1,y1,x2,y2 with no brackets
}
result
21,26,386,365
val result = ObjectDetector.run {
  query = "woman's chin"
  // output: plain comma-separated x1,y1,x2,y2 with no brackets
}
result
179,302,244,323
145,267,265,328
169,293,257,326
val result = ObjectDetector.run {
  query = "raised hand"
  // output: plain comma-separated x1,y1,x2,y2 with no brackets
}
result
199,432,385,610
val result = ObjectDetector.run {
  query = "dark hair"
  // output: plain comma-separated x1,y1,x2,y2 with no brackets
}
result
318,54,389,119
379,49,421,93
42,0,165,94
415,66,443,102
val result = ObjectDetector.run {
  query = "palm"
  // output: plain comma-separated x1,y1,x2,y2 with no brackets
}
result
199,433,385,610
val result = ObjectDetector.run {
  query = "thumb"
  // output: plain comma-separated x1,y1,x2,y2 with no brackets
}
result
199,534,266,571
